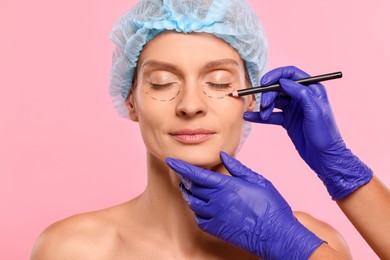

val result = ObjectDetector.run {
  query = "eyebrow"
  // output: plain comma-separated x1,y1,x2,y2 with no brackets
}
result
201,59,240,72
140,59,240,73
202,59,239,71
141,60,178,71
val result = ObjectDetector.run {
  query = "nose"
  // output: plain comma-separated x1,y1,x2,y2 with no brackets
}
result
175,81,207,118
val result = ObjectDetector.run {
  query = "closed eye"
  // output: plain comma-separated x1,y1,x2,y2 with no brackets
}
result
150,82,178,90
205,82,232,90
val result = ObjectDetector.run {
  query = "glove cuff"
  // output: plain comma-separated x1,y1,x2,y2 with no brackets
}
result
318,149,373,200
259,207,325,260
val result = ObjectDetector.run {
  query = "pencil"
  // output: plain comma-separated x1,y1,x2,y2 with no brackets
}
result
228,71,342,97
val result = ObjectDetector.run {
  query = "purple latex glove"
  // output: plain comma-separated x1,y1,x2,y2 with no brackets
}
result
244,66,372,200
165,152,324,260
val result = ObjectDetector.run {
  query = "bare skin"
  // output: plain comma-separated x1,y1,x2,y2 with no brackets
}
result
31,32,352,259
30,140,352,260
31,164,351,259
336,176,390,259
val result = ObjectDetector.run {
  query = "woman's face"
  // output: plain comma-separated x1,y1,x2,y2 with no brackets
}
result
127,31,255,168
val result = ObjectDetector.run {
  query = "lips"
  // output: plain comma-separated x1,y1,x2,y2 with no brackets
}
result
169,128,216,144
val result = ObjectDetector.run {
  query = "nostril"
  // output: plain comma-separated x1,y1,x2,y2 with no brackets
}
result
175,84,209,117
177,106,206,117
176,99,207,117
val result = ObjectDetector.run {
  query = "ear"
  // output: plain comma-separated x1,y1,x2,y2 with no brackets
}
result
246,94,257,112
125,93,139,122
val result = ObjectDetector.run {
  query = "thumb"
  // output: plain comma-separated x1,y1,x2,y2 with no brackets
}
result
220,152,267,186
243,111,263,123
244,111,284,126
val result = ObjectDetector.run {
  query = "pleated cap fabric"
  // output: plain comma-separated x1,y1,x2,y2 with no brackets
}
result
109,0,268,118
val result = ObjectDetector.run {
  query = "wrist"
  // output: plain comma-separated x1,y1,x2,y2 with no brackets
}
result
317,149,373,200
257,207,324,260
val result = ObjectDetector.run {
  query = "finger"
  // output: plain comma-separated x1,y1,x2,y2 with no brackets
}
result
176,173,192,190
165,158,225,188
279,78,329,131
179,184,213,219
243,111,261,122
188,182,219,201
261,91,278,109
220,152,267,186
260,94,290,120
279,78,319,111
194,214,212,232
259,66,311,120
194,214,226,237
260,104,275,120
263,66,329,101
243,111,284,126
307,83,328,102
259,91,276,120
273,95,291,110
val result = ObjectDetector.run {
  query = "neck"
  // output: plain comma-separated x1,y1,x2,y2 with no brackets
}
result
129,152,257,258
135,152,213,252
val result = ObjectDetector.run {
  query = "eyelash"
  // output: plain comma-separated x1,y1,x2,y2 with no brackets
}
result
206,82,232,89
149,82,232,90
150,83,176,90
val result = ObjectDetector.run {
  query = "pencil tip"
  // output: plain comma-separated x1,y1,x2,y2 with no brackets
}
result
228,91,239,97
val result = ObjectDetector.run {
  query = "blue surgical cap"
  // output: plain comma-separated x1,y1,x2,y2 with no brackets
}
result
109,0,268,118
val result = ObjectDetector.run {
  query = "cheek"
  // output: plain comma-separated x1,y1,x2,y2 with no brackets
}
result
222,97,247,123
135,97,167,146
134,92,163,124
217,98,247,139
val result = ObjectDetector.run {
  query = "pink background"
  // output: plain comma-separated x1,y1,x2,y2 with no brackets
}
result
1,0,389,259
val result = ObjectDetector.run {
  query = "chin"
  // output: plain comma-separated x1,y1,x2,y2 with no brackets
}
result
165,145,234,172
181,154,221,169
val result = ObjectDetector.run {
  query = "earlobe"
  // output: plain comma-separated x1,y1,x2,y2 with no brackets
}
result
246,94,257,112
126,94,139,122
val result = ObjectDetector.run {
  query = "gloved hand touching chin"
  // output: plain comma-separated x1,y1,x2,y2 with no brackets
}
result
166,152,324,260
243,66,373,200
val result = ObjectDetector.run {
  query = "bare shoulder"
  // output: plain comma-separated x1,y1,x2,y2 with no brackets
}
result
30,201,134,260
293,211,352,259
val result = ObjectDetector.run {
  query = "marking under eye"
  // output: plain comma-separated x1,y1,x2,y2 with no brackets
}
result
202,88,236,99
144,90,181,101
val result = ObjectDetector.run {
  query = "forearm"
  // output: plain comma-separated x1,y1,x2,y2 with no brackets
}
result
336,175,390,259
309,243,350,260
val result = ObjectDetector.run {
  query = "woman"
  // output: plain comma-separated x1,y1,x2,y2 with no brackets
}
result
31,0,351,258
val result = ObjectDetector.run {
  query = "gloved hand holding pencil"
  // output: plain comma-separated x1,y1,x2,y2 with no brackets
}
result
243,66,373,200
